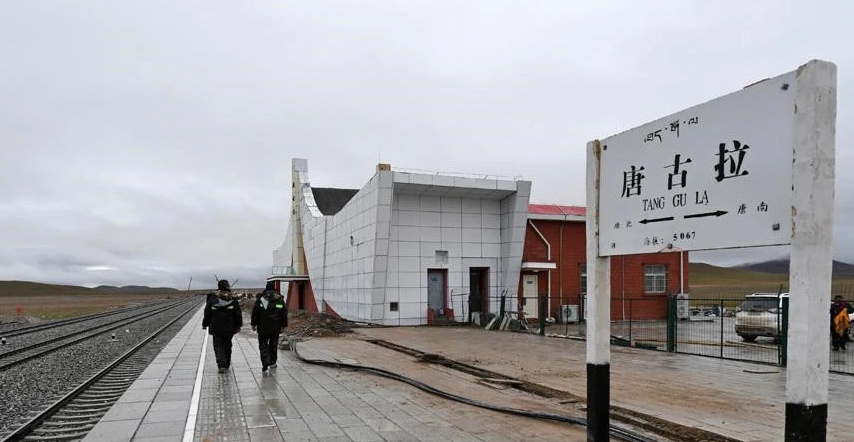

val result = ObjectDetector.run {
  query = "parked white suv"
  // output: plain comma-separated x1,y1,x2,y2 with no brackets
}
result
734,293,788,342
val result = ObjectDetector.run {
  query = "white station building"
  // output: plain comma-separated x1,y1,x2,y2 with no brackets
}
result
271,158,531,326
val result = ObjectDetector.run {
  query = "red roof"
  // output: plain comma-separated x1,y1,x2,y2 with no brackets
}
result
528,204,586,216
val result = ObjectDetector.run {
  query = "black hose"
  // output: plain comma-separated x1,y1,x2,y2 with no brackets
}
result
289,337,660,442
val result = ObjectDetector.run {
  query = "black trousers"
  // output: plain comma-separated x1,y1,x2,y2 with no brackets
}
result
258,333,280,367
212,334,234,368
832,330,847,349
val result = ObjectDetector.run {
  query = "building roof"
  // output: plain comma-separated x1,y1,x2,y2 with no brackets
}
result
528,204,586,216
311,187,359,215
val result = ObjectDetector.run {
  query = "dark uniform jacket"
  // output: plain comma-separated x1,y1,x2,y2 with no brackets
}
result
251,290,288,334
202,290,242,336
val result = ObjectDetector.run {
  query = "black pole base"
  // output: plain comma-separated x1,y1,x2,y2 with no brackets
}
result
785,402,826,441
587,363,610,442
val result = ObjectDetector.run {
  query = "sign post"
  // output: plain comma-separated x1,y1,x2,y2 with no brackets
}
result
585,60,836,441
785,60,836,441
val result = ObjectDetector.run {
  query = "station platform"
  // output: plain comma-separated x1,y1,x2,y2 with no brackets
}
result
83,308,854,441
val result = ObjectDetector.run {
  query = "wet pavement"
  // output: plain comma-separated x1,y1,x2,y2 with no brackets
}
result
84,309,854,441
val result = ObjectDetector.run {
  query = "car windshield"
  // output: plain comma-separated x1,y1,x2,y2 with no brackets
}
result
740,297,778,311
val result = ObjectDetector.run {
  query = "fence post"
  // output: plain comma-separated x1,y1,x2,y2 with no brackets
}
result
780,296,789,366
539,294,546,336
720,298,725,359
666,295,676,352
500,292,506,318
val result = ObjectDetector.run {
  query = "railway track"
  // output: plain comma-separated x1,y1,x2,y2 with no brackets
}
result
0,299,193,371
0,298,202,442
0,300,171,340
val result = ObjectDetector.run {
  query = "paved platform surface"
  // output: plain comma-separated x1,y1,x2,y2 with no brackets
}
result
84,308,854,441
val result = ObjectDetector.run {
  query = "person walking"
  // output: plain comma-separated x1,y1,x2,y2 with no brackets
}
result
251,281,288,372
831,295,852,351
202,279,243,373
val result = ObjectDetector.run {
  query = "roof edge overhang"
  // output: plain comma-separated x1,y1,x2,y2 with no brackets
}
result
527,213,586,222
521,261,557,270
267,275,310,282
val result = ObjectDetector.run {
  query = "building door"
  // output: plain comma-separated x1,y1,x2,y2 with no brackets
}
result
297,282,306,310
468,267,489,320
522,274,538,318
427,269,446,313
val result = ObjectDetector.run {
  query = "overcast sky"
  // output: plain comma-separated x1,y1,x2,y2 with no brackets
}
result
2,1,852,289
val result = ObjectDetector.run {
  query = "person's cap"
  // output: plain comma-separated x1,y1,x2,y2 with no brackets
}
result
265,281,275,290
218,279,230,290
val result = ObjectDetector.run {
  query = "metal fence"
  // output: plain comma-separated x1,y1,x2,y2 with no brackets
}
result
468,290,854,375
608,293,854,375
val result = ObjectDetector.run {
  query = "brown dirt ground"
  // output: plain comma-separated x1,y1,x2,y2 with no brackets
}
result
284,314,752,442
0,293,197,322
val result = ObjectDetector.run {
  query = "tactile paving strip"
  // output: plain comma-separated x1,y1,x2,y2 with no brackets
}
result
193,340,251,442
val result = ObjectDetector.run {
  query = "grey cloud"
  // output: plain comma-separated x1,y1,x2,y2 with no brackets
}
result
2,1,853,287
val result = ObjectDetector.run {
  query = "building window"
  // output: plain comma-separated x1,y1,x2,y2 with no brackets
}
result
435,250,448,264
579,265,587,295
389,302,399,312
644,264,667,294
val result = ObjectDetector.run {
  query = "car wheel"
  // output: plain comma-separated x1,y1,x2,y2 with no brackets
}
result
740,335,757,342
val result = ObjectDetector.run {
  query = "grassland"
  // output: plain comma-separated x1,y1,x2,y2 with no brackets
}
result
688,262,854,301
4,262,854,321
0,280,194,321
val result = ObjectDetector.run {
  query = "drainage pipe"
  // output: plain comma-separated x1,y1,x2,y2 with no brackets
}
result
528,220,552,319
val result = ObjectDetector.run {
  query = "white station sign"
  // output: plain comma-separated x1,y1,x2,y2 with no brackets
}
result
598,70,795,256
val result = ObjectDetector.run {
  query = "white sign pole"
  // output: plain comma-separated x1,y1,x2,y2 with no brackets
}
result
785,60,837,441
586,140,611,441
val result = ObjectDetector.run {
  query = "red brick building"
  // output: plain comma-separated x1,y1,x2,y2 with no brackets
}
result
519,204,688,322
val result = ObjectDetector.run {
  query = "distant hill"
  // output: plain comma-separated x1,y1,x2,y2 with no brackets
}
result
0,281,105,297
0,281,179,297
94,285,180,294
733,259,854,278
688,262,788,286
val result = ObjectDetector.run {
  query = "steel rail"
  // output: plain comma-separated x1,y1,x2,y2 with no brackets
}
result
0,300,202,442
0,298,196,371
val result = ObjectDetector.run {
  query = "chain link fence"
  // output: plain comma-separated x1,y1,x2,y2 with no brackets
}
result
461,287,854,375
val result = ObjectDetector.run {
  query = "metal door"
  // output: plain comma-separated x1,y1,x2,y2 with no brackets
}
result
522,274,538,318
427,270,445,312
469,267,488,315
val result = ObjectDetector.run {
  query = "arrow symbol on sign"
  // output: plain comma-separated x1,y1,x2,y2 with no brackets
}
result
683,210,728,219
639,216,675,224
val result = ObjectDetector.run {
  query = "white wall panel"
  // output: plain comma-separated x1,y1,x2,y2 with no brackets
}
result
399,271,422,288
398,287,422,303
397,193,419,211
419,211,441,227
441,197,462,212
420,196,441,211
462,213,482,228
419,242,442,257
462,243,482,257
461,198,482,214
399,256,421,273
419,227,441,242
398,210,418,226
398,241,420,257
441,211,462,228
441,227,462,243
462,228,481,243
400,302,425,320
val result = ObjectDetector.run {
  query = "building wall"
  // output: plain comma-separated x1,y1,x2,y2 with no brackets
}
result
287,159,530,325
499,183,531,305
521,218,688,321
299,173,381,320
385,193,504,325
